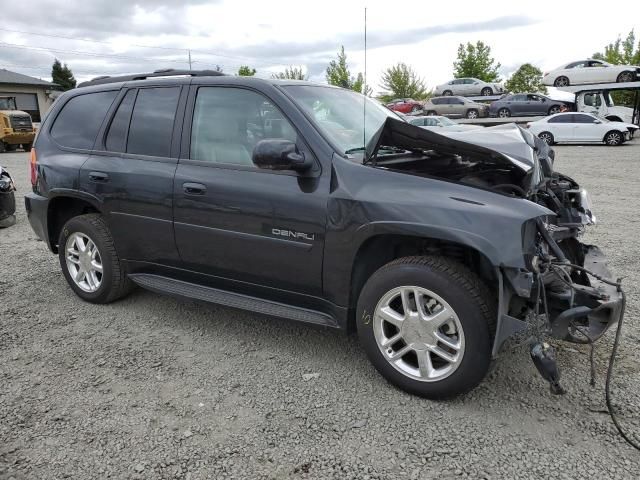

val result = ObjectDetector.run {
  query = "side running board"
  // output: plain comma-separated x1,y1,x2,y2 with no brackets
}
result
128,274,337,327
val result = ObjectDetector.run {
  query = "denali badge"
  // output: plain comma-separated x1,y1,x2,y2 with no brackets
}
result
272,228,315,241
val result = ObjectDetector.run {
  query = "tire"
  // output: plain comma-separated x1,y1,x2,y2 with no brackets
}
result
411,104,421,113
616,71,634,83
443,90,453,96
554,76,570,87
538,131,554,145
425,110,437,116
604,130,623,146
548,106,561,115
22,143,32,152
356,256,494,399
498,108,510,118
58,213,133,304
0,142,5,154
466,109,479,119
5,144,17,152
481,87,493,96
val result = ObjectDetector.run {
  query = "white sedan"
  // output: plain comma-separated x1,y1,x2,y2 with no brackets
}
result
543,59,640,87
527,112,635,146
408,115,482,132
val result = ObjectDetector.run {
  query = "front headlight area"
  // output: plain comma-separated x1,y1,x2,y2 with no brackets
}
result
577,188,596,225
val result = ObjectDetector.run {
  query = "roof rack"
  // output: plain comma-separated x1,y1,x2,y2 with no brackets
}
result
77,68,225,88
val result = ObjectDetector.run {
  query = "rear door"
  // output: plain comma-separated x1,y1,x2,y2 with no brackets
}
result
173,85,328,296
79,85,185,265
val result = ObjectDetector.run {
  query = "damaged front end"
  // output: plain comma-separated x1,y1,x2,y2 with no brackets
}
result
0,166,16,228
364,118,625,392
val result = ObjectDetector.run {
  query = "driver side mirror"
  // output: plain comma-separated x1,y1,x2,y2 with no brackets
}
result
594,120,602,124
252,139,312,172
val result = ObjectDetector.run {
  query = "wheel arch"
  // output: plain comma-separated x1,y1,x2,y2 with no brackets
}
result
347,233,498,331
47,193,102,253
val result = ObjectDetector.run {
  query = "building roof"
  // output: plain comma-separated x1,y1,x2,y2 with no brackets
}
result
0,69,54,87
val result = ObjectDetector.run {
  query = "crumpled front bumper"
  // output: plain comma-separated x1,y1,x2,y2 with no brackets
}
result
491,244,624,357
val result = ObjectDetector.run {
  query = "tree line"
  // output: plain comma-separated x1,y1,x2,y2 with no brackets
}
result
50,29,640,107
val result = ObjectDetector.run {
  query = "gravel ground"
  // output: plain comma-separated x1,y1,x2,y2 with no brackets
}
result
1,142,639,479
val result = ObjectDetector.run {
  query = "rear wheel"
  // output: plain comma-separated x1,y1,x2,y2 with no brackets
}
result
443,90,453,96
466,109,479,119
538,131,554,145
58,214,132,304
616,71,634,83
604,130,623,146
498,108,510,118
481,87,493,96
356,256,494,399
554,76,570,87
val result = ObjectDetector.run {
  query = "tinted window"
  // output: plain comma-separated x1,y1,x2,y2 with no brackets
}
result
548,115,573,123
191,87,297,166
431,98,444,105
51,91,117,149
127,87,180,157
105,90,136,152
451,98,464,105
573,114,596,124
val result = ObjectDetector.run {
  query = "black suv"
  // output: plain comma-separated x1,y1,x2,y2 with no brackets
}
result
25,69,623,398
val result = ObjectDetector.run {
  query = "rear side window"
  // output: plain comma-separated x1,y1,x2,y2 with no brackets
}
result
51,91,117,149
105,89,136,152
127,87,181,157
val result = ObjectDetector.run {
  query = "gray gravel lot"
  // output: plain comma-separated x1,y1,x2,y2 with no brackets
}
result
1,142,639,479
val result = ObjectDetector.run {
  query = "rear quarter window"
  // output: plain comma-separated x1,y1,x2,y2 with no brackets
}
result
50,91,118,149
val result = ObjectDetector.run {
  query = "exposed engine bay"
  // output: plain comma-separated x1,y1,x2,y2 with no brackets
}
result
364,118,625,395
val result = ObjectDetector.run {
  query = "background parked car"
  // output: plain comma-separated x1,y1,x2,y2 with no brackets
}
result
409,115,483,132
0,165,16,228
434,78,504,96
542,59,640,87
385,98,423,114
489,93,565,118
423,96,490,119
527,112,633,146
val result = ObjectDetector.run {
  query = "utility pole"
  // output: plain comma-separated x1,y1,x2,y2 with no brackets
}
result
188,49,192,70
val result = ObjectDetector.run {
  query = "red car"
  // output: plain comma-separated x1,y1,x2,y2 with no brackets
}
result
385,98,423,114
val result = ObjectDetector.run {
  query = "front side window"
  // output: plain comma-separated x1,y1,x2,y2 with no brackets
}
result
573,114,597,124
51,91,118,149
127,87,181,157
191,87,297,166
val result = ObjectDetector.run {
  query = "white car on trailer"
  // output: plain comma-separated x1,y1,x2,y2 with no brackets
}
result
543,59,640,87
527,112,636,146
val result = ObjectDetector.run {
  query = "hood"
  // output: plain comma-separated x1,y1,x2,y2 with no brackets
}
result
365,117,536,172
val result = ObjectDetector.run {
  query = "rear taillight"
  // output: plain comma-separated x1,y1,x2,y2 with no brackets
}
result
30,147,37,187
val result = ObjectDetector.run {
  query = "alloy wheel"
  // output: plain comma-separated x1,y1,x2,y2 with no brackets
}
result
539,132,553,144
554,77,569,87
65,232,103,293
498,108,510,118
373,286,465,382
617,72,633,83
467,110,478,119
606,132,622,145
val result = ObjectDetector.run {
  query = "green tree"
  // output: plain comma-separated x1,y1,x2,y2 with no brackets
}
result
237,65,256,76
51,58,76,90
504,64,547,94
378,63,428,101
271,66,307,80
453,41,501,82
326,46,371,95
593,29,640,106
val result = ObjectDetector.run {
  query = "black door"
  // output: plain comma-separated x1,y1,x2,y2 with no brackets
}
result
79,86,185,265
173,86,327,297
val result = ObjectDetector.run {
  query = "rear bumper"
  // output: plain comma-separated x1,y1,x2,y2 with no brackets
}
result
2,130,35,145
24,192,49,245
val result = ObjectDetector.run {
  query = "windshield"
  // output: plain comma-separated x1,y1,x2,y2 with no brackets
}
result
0,98,17,110
282,85,401,154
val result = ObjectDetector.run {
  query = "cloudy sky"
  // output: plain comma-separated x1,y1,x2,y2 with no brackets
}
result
2,0,639,95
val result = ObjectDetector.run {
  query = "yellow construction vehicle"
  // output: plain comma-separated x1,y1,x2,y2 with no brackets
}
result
1,96,36,153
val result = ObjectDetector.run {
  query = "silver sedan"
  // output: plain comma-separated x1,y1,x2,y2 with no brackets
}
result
434,78,504,97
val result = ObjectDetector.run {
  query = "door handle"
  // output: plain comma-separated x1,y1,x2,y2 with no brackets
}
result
183,182,206,195
89,171,109,182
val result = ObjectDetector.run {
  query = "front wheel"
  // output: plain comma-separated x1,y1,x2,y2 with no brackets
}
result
466,109,479,119
58,214,132,303
356,256,494,399
604,130,623,146
616,71,634,83
498,108,510,118
481,87,493,96
538,131,555,145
